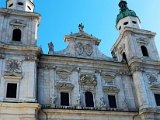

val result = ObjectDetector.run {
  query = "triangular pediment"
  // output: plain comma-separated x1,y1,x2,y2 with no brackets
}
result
64,32,101,45
3,72,22,80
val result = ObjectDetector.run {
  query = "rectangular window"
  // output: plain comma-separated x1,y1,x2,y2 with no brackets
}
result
6,83,17,98
154,94,160,106
108,95,117,108
61,92,69,106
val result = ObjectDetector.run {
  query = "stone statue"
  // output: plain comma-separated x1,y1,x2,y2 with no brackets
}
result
48,42,54,54
78,23,84,32
48,42,54,52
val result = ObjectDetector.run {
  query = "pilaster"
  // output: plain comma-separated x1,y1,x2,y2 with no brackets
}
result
71,67,81,107
95,70,105,109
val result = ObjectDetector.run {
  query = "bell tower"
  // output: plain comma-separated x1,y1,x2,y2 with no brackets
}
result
112,1,160,120
7,0,34,12
112,0,159,62
0,0,41,119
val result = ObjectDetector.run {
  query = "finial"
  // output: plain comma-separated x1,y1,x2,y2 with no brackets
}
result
78,23,84,32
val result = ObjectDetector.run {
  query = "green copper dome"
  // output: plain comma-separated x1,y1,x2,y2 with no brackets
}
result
116,1,137,25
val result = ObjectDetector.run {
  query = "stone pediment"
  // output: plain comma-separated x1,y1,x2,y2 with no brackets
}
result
64,32,101,45
150,82,160,92
103,85,120,93
53,25,113,61
56,69,71,81
55,81,74,91
54,31,112,61
4,72,22,80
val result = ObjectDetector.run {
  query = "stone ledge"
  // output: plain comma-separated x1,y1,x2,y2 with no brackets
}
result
39,108,139,120
0,102,40,115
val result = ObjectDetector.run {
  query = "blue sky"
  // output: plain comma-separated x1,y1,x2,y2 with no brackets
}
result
0,0,160,57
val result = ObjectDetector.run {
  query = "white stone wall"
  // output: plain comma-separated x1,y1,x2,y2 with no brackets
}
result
37,57,137,112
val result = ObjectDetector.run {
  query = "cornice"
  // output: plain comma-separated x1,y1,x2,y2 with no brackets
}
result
128,58,160,74
39,54,129,69
139,107,160,115
111,27,156,52
64,32,101,45
0,8,41,23
0,42,41,54
128,58,160,69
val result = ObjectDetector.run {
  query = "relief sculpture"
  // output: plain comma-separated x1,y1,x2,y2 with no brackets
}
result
79,74,97,86
75,43,93,56
6,60,22,73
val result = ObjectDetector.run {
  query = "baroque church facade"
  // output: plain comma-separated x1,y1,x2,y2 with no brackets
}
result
0,0,160,120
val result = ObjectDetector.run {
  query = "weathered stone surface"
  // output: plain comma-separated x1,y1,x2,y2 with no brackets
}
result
0,1,160,120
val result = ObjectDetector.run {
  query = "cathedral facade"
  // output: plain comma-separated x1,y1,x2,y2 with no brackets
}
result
0,0,160,120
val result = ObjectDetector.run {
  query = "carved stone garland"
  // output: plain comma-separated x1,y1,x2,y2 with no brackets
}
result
79,74,97,86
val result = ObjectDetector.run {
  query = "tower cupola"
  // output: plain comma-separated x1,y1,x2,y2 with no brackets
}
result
7,0,34,12
116,0,141,33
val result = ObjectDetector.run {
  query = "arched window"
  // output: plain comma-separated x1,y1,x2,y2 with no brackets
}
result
141,46,149,57
122,52,127,62
12,29,21,41
85,92,94,107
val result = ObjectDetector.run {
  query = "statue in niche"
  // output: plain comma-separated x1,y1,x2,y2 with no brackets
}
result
48,42,54,54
